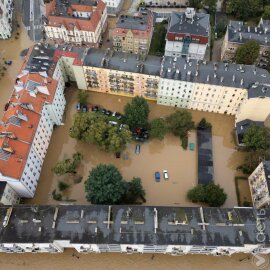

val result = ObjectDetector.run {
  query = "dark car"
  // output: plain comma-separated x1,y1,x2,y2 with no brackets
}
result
135,136,144,142
115,152,121,159
92,105,99,112
4,60,12,65
101,108,106,114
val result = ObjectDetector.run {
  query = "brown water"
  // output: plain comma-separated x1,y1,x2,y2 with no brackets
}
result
0,248,265,270
26,89,245,207
0,17,34,119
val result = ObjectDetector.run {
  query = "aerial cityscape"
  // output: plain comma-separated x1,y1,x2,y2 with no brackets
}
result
0,0,270,269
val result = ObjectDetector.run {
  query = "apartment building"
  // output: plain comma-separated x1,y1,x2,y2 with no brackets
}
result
0,182,20,205
142,0,187,6
112,10,154,55
165,8,210,60
82,48,160,99
0,45,67,198
103,0,123,16
249,161,270,208
0,204,270,255
0,0,13,39
157,58,269,115
44,0,107,47
221,19,270,61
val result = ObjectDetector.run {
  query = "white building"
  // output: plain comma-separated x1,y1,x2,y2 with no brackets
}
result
165,9,210,60
103,0,123,16
0,182,20,205
44,0,108,47
0,0,13,39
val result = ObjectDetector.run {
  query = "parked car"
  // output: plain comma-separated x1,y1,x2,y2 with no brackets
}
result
76,103,81,111
4,60,12,65
116,113,123,120
115,152,121,159
105,110,112,116
82,105,88,112
92,105,99,112
101,108,106,114
112,112,117,117
155,172,160,182
119,124,128,131
163,170,169,180
135,136,144,142
135,144,140,155
109,121,118,126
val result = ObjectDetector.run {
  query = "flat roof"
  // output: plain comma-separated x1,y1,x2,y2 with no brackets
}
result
0,205,269,247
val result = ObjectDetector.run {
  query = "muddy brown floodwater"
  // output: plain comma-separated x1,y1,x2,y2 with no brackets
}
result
26,89,245,207
0,248,266,270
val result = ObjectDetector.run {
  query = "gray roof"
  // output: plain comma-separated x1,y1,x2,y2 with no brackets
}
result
168,12,210,37
0,182,7,198
116,11,152,31
228,19,270,48
161,56,270,90
0,205,270,247
52,0,97,19
248,83,270,98
263,161,270,193
197,128,213,185
83,48,161,76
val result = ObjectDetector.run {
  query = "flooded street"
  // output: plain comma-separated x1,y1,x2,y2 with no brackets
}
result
0,248,264,270
27,89,245,207
0,17,34,119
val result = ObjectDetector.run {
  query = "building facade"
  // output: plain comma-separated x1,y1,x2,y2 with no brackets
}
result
221,19,270,61
142,0,188,7
0,0,13,39
103,0,123,16
0,205,270,255
0,182,20,205
112,10,154,55
248,161,270,208
44,0,107,47
165,8,210,60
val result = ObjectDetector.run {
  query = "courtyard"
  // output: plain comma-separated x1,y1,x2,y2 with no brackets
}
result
27,88,246,207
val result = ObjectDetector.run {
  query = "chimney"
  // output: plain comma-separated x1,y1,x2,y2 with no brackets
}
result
214,72,217,78
253,68,257,75
248,26,250,32
241,78,244,85
233,74,235,82
265,27,268,34
220,76,224,83
207,75,210,82
239,33,242,41
255,27,258,33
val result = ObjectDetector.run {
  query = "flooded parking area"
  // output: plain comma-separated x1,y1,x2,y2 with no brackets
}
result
27,89,245,207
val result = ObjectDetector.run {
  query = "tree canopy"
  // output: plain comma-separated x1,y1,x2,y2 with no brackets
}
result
226,0,261,20
235,40,260,65
70,113,132,153
85,165,146,204
166,110,194,137
77,90,89,105
124,96,150,130
243,125,270,151
149,22,167,56
187,183,227,207
85,164,126,204
150,118,167,140
52,152,83,175
263,5,270,19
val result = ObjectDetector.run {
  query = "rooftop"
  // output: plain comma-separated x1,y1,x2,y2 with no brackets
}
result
161,56,270,90
227,19,270,47
0,205,269,247
168,8,210,37
83,48,161,76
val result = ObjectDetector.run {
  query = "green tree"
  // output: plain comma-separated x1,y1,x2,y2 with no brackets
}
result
77,90,88,105
166,110,194,137
52,152,83,175
235,40,260,65
58,181,69,191
187,183,227,207
203,0,217,13
243,125,270,150
150,118,167,140
70,113,132,153
149,22,167,56
197,118,212,130
124,96,150,130
85,164,126,204
204,183,227,207
123,177,146,204
188,0,203,9
263,5,270,19
187,184,206,203
226,0,261,20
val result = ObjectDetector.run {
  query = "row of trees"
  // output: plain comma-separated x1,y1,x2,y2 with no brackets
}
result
85,164,145,204
187,183,227,207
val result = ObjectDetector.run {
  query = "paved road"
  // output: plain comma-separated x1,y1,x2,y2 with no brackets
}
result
22,0,45,41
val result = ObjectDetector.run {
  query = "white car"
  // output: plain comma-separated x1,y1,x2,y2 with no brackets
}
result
163,170,169,180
